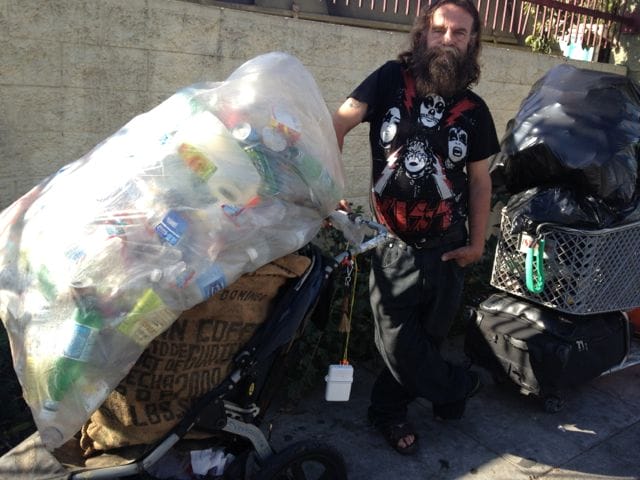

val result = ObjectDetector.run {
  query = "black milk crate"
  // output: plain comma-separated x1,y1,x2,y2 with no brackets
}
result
490,209,640,315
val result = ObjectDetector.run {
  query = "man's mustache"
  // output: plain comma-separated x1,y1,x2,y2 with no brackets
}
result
430,45,463,58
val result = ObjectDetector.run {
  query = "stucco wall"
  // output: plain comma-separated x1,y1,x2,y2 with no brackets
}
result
0,0,628,211
617,33,640,84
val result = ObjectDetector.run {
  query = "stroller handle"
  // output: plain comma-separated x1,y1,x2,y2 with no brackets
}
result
330,213,389,267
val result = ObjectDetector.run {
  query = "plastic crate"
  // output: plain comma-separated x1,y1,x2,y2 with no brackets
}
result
490,209,640,315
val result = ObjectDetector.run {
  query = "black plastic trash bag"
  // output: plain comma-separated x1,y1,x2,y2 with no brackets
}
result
503,186,618,235
491,64,640,208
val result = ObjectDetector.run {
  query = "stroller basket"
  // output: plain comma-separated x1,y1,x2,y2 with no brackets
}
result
491,208,640,315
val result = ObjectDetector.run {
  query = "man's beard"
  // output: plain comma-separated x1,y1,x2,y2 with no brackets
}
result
411,42,476,98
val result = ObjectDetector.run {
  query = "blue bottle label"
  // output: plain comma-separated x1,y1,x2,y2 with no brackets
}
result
155,211,188,246
196,264,227,299
63,323,98,362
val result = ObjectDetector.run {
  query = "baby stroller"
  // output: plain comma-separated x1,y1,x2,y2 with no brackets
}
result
0,214,388,480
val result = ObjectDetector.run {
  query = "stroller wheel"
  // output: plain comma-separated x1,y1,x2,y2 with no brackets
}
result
252,439,347,480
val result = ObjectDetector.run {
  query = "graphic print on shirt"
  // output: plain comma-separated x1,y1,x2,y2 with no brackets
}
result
373,130,456,235
446,126,468,168
374,180,454,235
418,95,445,128
380,107,401,148
370,66,484,239
401,137,453,199
373,147,401,195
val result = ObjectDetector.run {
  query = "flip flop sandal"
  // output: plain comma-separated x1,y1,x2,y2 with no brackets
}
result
376,421,419,455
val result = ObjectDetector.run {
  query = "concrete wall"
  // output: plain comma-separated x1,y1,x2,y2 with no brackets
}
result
0,0,628,211
617,33,640,84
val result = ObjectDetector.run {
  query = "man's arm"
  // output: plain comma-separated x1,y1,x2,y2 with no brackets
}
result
466,158,492,255
332,97,368,152
441,157,492,267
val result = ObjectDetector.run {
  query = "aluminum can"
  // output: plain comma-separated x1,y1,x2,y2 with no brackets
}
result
231,122,260,144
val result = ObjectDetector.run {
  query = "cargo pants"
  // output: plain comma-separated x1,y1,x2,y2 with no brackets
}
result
367,235,474,425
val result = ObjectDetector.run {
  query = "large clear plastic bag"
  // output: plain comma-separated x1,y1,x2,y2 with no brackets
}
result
491,64,640,208
0,52,343,450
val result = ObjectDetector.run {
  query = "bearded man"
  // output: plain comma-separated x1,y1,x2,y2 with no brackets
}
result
333,0,500,455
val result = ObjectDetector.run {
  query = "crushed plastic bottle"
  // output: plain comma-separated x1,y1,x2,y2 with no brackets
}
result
39,278,104,446
116,288,178,347
243,230,308,271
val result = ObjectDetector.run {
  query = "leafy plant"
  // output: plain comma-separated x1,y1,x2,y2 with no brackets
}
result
525,31,558,54
521,0,625,57
280,208,378,405
280,206,498,405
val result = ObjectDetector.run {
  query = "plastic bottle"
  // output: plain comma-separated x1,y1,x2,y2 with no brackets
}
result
151,260,209,310
154,209,190,247
43,279,103,414
243,230,308,271
232,122,280,196
174,246,265,307
117,288,178,347
173,110,260,205
161,151,216,207
291,149,339,204
129,239,184,265
150,207,210,262
36,265,58,302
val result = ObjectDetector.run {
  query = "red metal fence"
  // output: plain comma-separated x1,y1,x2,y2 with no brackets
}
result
479,0,638,55
328,0,639,61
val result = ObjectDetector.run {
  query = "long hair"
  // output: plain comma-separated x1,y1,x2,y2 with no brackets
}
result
398,0,482,88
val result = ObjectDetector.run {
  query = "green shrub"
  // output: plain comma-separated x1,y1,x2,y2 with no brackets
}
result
280,210,378,405
280,209,497,405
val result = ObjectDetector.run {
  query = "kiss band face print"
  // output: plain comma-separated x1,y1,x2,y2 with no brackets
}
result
375,96,470,203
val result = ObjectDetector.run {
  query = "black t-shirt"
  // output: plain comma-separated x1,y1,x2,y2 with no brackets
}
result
350,60,500,244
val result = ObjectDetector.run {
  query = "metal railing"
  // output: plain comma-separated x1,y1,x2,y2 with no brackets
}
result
482,0,638,56
326,0,639,61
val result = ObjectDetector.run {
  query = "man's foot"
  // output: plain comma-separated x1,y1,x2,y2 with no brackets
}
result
374,421,419,455
432,371,482,421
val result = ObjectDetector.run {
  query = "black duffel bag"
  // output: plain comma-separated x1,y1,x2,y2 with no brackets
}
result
464,292,630,412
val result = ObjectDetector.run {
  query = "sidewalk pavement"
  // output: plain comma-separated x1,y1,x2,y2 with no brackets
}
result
264,335,640,480
1,336,638,479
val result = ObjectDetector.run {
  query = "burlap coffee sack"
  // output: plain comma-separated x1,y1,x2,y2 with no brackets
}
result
79,253,310,456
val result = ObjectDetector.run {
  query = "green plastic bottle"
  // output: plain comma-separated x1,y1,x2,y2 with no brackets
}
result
44,280,103,412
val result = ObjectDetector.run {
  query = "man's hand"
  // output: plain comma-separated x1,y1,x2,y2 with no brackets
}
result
324,199,352,228
337,199,352,213
441,244,483,268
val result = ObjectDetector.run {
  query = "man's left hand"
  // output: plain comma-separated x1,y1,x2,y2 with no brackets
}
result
441,244,483,268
